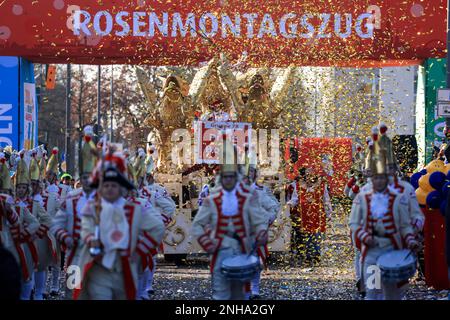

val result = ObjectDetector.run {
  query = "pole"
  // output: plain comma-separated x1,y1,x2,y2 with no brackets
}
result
78,65,84,177
96,65,101,143
110,65,114,142
65,64,73,174
446,0,450,292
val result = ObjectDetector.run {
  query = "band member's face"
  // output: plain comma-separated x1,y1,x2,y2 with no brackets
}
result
100,181,122,202
372,174,388,192
16,184,29,198
30,180,41,195
46,172,57,184
62,178,71,186
80,173,91,192
242,176,250,185
221,173,237,191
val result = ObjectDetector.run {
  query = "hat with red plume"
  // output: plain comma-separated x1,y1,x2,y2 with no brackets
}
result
90,152,134,190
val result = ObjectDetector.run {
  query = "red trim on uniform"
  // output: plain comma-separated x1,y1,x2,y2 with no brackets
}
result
15,243,30,280
148,254,155,271
143,231,159,247
257,247,268,269
138,238,152,252
27,242,39,269
73,261,94,300
235,192,247,252
136,247,148,270
121,256,136,300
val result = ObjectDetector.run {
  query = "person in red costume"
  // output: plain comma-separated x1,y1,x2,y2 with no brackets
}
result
287,168,331,265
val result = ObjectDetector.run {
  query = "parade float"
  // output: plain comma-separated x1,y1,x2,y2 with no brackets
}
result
134,55,356,262
134,56,297,261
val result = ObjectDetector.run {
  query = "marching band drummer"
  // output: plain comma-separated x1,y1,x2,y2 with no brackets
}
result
349,134,420,300
192,142,268,300
73,152,165,300
360,125,425,235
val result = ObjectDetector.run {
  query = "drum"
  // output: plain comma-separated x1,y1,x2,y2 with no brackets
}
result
376,249,417,283
221,254,260,282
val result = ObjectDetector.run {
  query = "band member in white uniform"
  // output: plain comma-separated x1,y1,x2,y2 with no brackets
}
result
73,152,165,300
349,132,420,300
192,142,268,300
51,128,98,299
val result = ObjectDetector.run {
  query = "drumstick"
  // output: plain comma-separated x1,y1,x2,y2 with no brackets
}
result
403,249,414,261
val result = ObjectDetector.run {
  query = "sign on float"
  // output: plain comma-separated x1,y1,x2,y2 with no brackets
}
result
436,89,450,118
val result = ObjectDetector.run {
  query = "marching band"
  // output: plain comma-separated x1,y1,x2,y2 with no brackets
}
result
0,123,429,301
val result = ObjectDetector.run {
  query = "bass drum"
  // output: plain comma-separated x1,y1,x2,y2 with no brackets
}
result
377,249,417,283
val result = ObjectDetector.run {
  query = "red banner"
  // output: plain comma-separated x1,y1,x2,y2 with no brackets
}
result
0,1,446,66
286,138,353,196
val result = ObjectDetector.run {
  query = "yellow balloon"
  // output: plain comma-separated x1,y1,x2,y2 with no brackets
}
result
415,187,428,206
426,159,446,174
418,173,433,192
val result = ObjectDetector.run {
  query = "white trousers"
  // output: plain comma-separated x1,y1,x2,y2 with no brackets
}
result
362,246,404,300
250,270,261,295
85,263,127,300
146,255,157,291
34,270,47,300
20,278,34,300
137,268,150,299
211,243,248,300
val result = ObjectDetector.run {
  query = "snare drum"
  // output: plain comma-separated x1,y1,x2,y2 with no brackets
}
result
221,254,260,282
376,250,417,283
